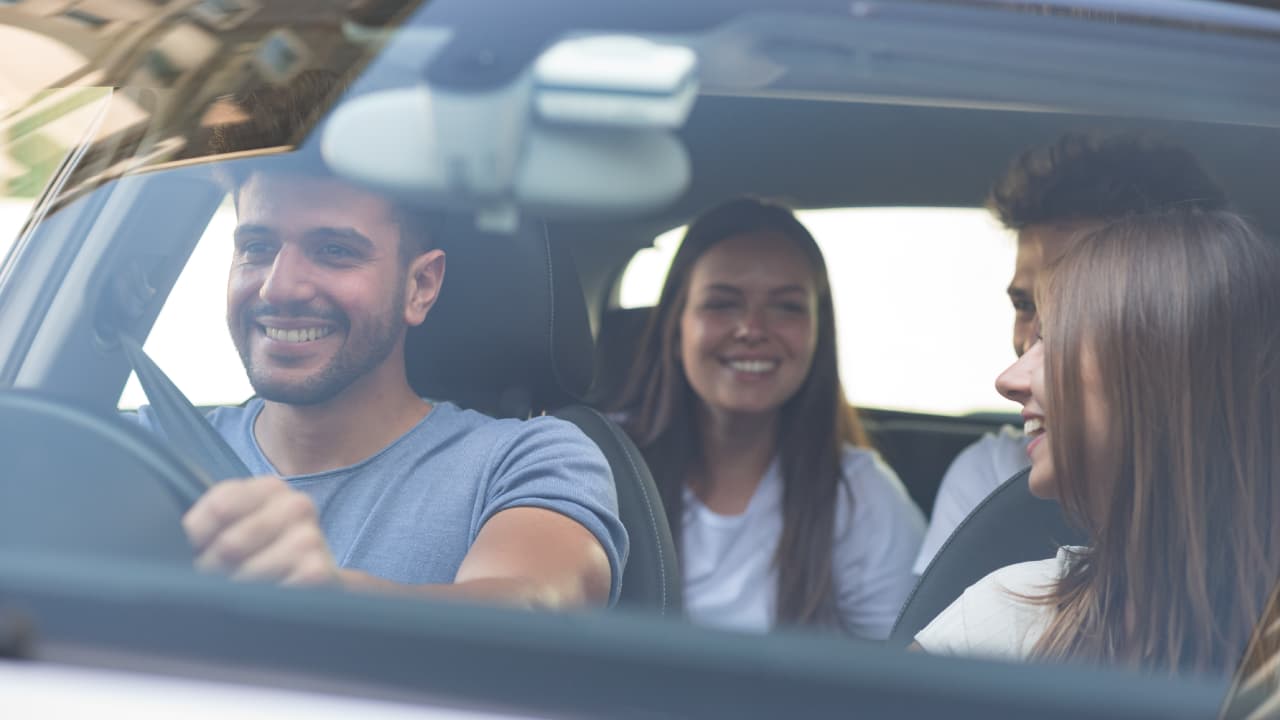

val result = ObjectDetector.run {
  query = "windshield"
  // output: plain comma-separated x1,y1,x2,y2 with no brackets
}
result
3,0,1280,716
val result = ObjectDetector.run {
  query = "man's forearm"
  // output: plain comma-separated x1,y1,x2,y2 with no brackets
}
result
335,568,599,610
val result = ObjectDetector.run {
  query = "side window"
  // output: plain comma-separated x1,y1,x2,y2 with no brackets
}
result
118,198,252,409
617,207,1018,416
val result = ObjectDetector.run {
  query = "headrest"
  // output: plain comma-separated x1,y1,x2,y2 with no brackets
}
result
588,306,654,407
406,220,595,418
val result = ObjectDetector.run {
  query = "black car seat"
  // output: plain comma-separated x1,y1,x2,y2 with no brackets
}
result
588,306,653,407
887,468,1086,648
405,219,680,616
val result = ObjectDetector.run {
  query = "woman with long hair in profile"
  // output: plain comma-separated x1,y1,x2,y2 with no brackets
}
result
915,208,1280,675
615,197,924,638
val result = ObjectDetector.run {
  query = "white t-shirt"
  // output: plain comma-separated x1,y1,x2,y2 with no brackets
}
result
912,426,1030,574
682,446,925,639
913,546,1081,660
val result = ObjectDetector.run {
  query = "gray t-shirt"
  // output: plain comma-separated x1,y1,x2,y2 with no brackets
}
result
136,399,628,603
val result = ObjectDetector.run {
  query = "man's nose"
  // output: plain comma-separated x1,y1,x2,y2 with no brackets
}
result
996,345,1037,404
259,245,316,305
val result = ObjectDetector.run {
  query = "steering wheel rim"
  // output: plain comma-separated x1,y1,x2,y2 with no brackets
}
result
0,389,204,565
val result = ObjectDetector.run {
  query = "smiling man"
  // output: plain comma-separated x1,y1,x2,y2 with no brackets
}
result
911,131,1228,575
137,73,627,609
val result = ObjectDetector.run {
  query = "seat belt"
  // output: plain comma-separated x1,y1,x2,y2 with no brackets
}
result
119,334,251,486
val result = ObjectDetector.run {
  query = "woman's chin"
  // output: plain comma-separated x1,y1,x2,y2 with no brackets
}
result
1027,468,1058,500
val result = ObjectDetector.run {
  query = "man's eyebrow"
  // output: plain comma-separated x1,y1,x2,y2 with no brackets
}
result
233,224,273,239
302,227,375,252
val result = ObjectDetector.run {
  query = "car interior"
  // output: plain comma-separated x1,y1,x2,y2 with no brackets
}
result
2,0,1280,716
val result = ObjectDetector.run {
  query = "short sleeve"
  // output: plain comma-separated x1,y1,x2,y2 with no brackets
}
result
912,429,1028,574
479,416,629,605
832,449,926,640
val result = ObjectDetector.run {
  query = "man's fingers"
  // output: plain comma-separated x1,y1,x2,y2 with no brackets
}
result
281,552,341,587
183,476,291,551
231,522,333,584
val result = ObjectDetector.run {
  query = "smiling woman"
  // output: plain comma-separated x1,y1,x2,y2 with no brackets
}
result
616,197,924,637
916,208,1280,676
620,207,1019,416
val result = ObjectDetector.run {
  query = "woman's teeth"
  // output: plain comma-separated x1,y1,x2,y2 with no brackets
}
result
1025,418,1045,435
728,359,778,373
264,326,334,343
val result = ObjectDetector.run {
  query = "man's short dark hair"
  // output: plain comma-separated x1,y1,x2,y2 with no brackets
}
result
209,69,436,264
987,132,1229,230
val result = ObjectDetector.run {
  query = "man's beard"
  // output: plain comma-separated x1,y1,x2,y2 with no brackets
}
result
233,293,405,407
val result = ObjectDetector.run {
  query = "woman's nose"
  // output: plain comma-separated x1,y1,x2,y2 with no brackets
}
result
733,305,767,342
996,344,1038,404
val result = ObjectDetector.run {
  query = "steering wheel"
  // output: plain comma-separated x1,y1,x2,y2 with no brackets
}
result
0,390,205,565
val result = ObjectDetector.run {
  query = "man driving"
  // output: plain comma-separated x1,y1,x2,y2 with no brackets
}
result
140,73,627,609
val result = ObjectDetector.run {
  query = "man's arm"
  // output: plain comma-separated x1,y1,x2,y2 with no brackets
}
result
340,506,612,608
183,476,612,609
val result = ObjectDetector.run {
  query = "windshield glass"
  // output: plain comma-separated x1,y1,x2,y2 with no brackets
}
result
4,0,1280,714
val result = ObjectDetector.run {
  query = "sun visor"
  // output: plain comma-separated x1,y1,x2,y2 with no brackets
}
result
320,35,696,222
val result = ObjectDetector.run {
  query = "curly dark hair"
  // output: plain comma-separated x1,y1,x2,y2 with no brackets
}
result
987,132,1228,230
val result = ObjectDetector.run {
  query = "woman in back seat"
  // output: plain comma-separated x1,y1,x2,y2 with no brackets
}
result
615,198,923,638
915,208,1280,675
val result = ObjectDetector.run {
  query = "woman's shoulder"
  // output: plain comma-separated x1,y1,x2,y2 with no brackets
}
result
833,445,926,535
983,551,1070,596
838,444,895,479
914,551,1069,659
837,445,916,506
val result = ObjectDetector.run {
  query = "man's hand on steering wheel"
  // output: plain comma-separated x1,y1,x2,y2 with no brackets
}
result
182,476,340,586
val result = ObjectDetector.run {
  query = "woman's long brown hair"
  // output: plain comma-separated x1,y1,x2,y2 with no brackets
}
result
613,197,868,629
1032,209,1280,674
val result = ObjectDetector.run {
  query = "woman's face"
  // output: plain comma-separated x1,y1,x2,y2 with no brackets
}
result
995,331,1111,499
678,231,819,422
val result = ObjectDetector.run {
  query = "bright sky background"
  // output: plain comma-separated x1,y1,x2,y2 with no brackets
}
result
1,201,1020,415
621,207,1021,415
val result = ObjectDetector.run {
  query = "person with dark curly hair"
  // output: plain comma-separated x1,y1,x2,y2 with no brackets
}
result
912,132,1228,575
915,208,1280,676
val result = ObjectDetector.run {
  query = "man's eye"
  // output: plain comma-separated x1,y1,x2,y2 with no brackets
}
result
319,244,356,260
239,241,275,258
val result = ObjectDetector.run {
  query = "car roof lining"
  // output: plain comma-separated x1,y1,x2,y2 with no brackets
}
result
560,95,1280,316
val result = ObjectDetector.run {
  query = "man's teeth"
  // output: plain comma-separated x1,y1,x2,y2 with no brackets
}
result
1025,418,1044,435
728,359,778,373
264,326,334,343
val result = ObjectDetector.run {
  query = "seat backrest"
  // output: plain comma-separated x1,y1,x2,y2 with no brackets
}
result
406,220,594,418
588,306,653,407
887,468,1087,647
406,221,679,615
554,405,681,615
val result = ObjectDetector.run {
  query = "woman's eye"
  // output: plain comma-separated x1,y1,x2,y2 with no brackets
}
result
1012,299,1036,315
701,299,737,311
776,302,808,314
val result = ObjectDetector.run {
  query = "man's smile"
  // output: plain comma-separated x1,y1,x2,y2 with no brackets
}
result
261,324,336,343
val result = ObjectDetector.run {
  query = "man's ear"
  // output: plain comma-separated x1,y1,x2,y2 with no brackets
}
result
404,249,446,327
